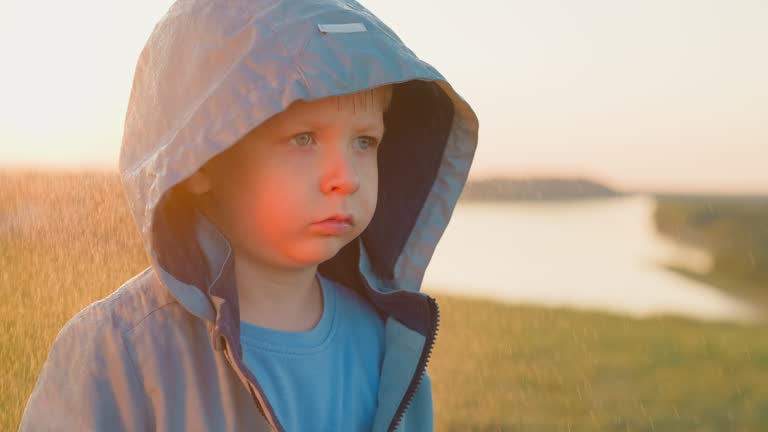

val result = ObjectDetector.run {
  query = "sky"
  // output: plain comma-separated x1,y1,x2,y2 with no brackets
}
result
0,0,766,194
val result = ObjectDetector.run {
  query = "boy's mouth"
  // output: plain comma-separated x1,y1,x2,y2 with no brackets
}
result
310,213,355,236
315,213,354,225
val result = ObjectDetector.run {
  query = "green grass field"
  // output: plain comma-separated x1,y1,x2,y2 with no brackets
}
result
2,171,767,431
428,294,768,431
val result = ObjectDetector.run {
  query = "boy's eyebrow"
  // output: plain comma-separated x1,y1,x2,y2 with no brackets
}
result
273,114,385,135
354,121,386,135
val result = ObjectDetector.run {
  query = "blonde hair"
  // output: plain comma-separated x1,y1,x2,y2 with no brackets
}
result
333,84,394,114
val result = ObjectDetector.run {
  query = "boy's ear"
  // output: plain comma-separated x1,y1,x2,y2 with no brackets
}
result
182,170,212,195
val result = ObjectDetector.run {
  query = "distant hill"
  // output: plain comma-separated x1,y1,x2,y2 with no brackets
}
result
458,177,625,202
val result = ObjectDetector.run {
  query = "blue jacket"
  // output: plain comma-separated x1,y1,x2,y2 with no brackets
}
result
19,0,478,430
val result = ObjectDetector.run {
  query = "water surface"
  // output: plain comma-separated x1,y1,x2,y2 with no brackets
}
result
422,194,763,323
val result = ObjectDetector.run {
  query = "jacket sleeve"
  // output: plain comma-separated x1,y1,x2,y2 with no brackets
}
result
18,312,153,432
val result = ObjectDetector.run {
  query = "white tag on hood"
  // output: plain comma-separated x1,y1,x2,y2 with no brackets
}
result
318,22,367,34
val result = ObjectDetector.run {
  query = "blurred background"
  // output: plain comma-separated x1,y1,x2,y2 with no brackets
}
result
1,0,767,430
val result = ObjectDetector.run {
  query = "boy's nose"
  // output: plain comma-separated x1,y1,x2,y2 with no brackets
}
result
320,147,360,195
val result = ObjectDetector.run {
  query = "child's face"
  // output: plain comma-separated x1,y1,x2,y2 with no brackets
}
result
184,86,391,269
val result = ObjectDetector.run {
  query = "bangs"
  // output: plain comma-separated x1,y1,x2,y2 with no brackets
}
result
334,84,394,114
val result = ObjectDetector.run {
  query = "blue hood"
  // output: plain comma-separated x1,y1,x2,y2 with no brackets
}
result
118,0,479,324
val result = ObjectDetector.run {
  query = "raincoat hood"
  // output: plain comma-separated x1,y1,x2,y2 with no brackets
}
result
118,0,479,325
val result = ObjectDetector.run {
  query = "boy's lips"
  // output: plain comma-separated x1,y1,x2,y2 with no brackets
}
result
314,213,354,225
310,213,354,235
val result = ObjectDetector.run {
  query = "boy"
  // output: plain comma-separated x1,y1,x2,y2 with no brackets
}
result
19,0,478,431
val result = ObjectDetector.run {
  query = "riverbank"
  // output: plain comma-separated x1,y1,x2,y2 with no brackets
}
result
422,195,765,323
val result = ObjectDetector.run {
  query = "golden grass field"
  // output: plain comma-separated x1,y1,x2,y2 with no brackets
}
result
2,171,768,431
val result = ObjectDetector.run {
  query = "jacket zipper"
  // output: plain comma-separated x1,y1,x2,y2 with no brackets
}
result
386,294,440,432
219,334,281,432
245,380,275,432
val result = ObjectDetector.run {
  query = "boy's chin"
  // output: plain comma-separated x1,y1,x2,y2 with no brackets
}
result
289,237,352,266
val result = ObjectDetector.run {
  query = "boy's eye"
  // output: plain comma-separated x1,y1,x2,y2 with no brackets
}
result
291,132,315,147
289,133,379,150
356,136,380,150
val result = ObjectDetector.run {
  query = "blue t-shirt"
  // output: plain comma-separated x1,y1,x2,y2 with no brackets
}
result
240,273,385,431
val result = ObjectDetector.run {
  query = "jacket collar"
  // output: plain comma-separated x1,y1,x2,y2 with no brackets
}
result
193,208,232,299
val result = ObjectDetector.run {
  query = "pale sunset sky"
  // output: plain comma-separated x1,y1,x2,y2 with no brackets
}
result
1,0,766,194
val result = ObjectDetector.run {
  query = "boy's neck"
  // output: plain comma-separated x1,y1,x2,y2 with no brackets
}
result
232,250,323,332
